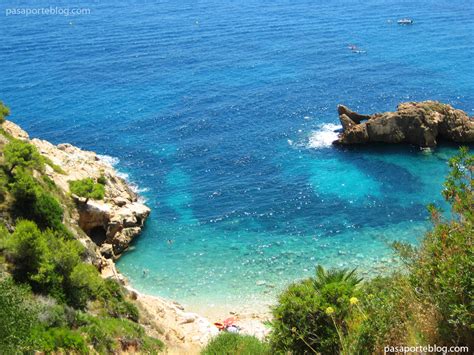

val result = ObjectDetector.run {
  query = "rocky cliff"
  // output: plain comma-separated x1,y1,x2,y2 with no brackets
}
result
335,101,474,147
3,120,150,261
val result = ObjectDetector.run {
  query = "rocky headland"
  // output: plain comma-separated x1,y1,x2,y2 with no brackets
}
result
334,101,474,147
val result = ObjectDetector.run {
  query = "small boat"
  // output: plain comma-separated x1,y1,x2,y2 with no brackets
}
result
397,18,413,25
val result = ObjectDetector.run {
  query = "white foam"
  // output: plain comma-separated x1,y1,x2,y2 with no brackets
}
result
99,155,149,202
308,123,342,149
97,154,120,166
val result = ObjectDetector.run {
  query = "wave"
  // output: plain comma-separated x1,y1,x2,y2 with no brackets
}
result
308,123,342,149
97,154,120,167
98,155,149,202
117,171,149,201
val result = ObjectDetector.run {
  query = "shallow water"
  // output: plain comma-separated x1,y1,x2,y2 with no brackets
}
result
1,0,473,312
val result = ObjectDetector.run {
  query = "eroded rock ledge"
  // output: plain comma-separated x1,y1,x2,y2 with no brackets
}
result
4,120,150,260
334,101,474,147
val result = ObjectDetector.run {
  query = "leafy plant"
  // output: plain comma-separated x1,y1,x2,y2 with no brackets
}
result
0,101,10,123
4,139,43,174
10,169,64,230
270,267,362,354
201,333,270,355
69,177,105,203
0,277,39,353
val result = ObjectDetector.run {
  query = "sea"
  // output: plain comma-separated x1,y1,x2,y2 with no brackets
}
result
1,0,473,314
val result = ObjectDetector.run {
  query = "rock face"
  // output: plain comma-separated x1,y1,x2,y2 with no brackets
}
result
4,121,150,260
334,101,474,147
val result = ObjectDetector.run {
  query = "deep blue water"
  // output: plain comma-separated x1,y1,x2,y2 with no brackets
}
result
1,0,473,313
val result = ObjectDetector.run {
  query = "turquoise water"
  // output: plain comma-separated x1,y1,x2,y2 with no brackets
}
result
1,0,473,312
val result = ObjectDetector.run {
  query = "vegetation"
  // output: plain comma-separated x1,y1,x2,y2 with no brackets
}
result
69,177,105,203
268,147,473,354
202,333,270,355
0,103,164,353
0,101,10,123
270,267,362,354
0,278,39,353
4,139,43,174
10,168,64,230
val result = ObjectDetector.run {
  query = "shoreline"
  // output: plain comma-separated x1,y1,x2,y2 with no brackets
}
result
102,253,270,352
3,120,269,352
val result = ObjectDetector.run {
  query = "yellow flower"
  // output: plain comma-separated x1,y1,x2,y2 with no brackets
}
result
350,297,359,305
291,327,297,333
325,306,335,315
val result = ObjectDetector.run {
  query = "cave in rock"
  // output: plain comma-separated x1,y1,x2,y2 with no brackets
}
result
88,226,107,246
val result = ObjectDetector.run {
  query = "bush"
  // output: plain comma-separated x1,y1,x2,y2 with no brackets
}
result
0,277,39,353
202,333,270,355
69,177,105,203
3,139,43,174
10,169,64,230
399,147,474,347
67,263,104,309
33,327,88,353
352,275,431,353
5,220,91,306
10,168,38,204
0,101,10,123
99,278,140,322
270,267,362,354
97,174,107,185
31,191,64,230
5,220,49,283
81,315,163,353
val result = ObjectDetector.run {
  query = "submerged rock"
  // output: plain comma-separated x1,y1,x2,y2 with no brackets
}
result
334,101,474,147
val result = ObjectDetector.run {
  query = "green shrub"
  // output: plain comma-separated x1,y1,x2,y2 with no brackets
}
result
270,267,362,354
31,191,64,230
37,300,70,328
67,263,104,309
351,275,428,353
5,220,91,306
5,220,49,283
0,169,9,203
97,174,107,185
42,156,66,174
0,277,39,353
10,168,38,203
10,169,64,230
33,327,88,353
69,177,105,203
398,147,474,347
105,298,140,322
0,101,10,123
4,139,43,174
81,315,163,353
99,278,140,322
202,333,270,355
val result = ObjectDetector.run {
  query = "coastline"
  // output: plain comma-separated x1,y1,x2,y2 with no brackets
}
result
3,120,269,353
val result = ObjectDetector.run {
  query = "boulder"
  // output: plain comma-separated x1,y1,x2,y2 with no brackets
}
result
334,101,474,147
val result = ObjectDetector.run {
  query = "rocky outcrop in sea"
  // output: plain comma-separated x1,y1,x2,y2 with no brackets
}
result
334,101,474,147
